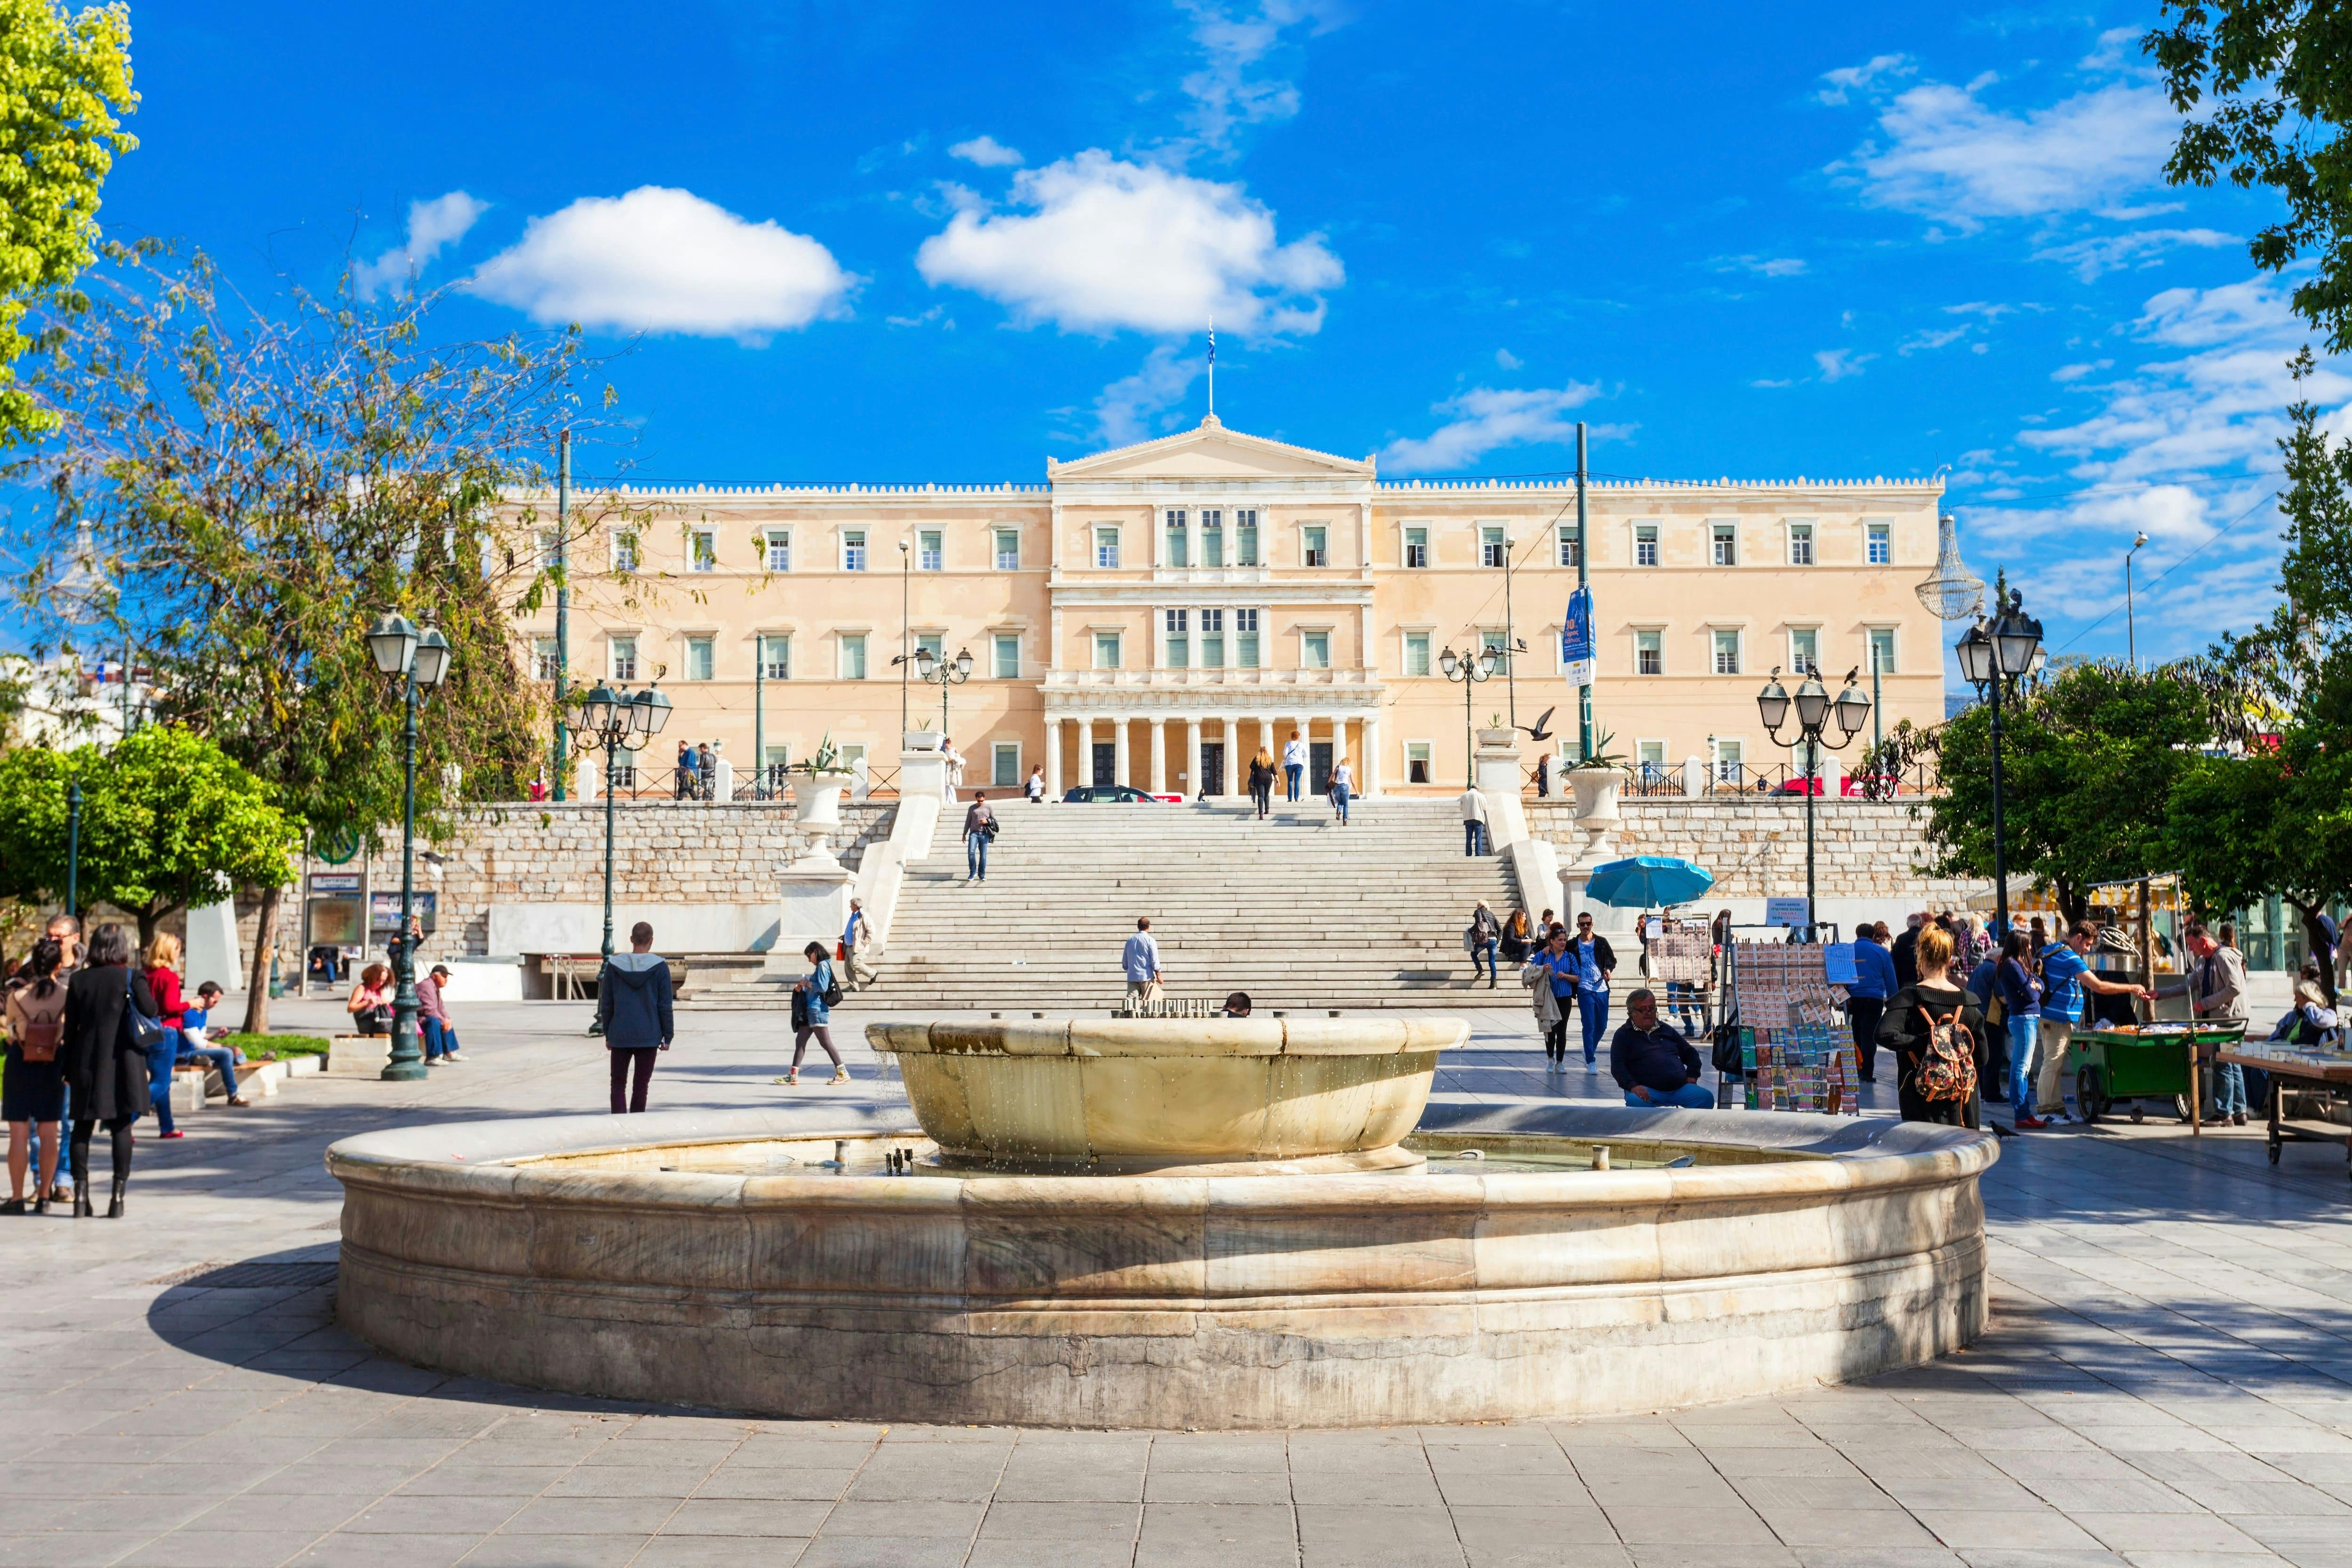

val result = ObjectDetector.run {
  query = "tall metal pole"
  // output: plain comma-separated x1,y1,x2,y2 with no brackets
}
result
1803,727,1819,942
900,541,911,741
1871,655,1883,758
1575,422,1591,762
754,638,765,799
602,742,619,962
553,430,570,801
1503,532,1516,731
1989,669,2010,947
2125,552,2137,670
382,672,426,1082
65,780,80,922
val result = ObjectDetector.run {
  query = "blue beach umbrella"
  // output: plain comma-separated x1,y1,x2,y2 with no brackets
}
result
1584,855,1716,909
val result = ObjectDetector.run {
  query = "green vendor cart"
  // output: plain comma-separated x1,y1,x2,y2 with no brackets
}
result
2067,1026,2246,1130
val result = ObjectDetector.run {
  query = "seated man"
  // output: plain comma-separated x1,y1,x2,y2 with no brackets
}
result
1610,988,1715,1109
1221,991,1252,1018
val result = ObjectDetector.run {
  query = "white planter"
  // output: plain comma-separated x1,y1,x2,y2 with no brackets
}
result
903,731,944,752
1474,728,1521,751
790,770,859,828
1566,767,1625,827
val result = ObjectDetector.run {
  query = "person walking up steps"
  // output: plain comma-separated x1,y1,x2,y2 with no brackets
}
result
1329,756,1353,825
964,791,996,883
597,922,674,1114
1466,900,1502,988
1248,748,1276,819
1123,918,1164,1010
1281,730,1305,802
780,941,849,1087
1460,784,1490,856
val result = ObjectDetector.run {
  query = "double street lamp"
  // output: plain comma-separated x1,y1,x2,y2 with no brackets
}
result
1756,663,1871,941
1954,589,2046,950
366,613,453,1082
1439,644,1499,788
905,645,973,736
564,679,675,977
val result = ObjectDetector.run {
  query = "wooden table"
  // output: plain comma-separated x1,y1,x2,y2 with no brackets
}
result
2216,1045,2352,1178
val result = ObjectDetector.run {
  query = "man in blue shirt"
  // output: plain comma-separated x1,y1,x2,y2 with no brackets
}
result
1566,913,1617,1068
1845,924,1898,1082
2035,920,2150,1122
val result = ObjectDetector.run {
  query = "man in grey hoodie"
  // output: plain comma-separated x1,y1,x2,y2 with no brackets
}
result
597,921,675,1114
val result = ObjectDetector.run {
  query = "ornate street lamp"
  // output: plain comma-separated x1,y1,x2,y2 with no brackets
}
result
1756,661,1871,940
1439,644,1499,788
1957,588,2045,947
366,613,451,1082
565,679,674,1003
910,644,974,738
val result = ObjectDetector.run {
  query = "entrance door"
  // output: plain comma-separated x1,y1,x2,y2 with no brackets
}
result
1092,742,1116,788
1200,743,1224,798
1310,741,1334,796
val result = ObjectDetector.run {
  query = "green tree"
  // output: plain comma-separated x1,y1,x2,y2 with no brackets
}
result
0,726,296,947
0,0,135,447
1924,661,2213,923
2150,0,2352,350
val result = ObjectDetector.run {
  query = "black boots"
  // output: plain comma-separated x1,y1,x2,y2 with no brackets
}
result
72,1187,93,1218
107,1178,127,1218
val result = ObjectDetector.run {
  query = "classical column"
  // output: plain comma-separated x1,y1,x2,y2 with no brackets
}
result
1150,717,1168,795
1221,717,1243,797
1259,716,1275,758
1114,715,1131,788
1185,718,1202,801
1045,716,1063,798
1361,712,1381,797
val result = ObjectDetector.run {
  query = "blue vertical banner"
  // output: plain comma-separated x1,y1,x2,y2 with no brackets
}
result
1561,586,1595,688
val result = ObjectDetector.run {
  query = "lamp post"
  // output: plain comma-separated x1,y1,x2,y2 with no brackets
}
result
1756,661,1872,941
914,645,974,735
2126,531,2149,669
65,780,80,924
1438,644,1499,787
366,613,453,1082
564,679,675,982
1954,589,2046,950
898,539,911,742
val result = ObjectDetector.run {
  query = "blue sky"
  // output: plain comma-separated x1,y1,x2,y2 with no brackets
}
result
93,0,2346,667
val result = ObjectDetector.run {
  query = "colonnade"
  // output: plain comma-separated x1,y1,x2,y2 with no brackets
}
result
1042,712,1380,800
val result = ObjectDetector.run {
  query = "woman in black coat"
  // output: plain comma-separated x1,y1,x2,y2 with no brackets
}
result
60,923,158,1217
1874,925,1991,1130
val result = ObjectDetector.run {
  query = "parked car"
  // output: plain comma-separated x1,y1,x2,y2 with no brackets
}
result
1771,776,1868,797
1060,784,1166,803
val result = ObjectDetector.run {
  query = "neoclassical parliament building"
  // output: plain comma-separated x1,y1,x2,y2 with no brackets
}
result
521,417,1947,797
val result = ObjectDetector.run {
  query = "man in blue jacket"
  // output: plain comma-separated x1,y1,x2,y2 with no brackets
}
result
1845,924,1898,1082
1611,989,1713,1108
597,921,675,1114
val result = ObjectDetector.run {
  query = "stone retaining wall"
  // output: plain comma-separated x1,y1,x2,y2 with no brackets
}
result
1526,797,1977,906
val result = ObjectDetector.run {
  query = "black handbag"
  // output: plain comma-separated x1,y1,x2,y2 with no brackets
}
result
123,970,171,1055
1710,1014,1745,1078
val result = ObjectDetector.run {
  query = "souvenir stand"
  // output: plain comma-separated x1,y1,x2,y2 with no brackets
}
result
1722,939,1860,1115
1641,916,1717,1038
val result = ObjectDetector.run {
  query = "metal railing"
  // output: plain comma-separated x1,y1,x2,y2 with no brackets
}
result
1525,760,1942,799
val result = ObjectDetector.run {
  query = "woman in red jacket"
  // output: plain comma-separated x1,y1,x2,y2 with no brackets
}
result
145,935,249,1137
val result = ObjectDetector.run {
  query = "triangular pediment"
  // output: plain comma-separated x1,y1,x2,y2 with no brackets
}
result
1050,417,1374,481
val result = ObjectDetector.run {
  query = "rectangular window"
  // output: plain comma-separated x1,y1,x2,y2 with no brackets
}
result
993,742,1020,788
1406,741,1432,785
1790,627,1818,673
759,635,789,680
1867,522,1891,565
1636,629,1662,676
1235,607,1260,668
994,528,1020,571
1404,527,1429,569
691,528,717,573
1405,632,1431,677
1637,740,1666,769
1710,523,1737,567
1482,526,1507,569
1200,509,1223,567
1558,527,1581,568
532,637,559,682
1712,629,1741,676
536,529,560,569
918,530,943,572
842,530,867,572
1165,608,1188,669
1635,525,1660,567
1164,509,1188,569
1481,629,1511,674
610,636,638,682
1094,632,1122,670
1868,627,1896,674
1714,739,1744,784
764,530,791,572
917,632,944,664
1302,525,1327,567
610,530,639,573
1302,630,1330,669
839,634,868,680
1236,509,1260,566
1200,608,1224,668
993,633,1019,679
1095,527,1120,569
686,636,715,681
1788,522,1814,566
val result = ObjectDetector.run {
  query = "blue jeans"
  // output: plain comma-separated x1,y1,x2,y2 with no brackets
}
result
2007,1014,2038,1114
1284,763,1303,801
1332,786,1350,824
966,830,989,880
2211,1058,2248,1117
1575,988,1609,1062
1627,1083,1716,1109
1472,939,1498,981
422,1018,458,1059
147,1035,180,1135
177,1042,238,1099
1464,821,1488,856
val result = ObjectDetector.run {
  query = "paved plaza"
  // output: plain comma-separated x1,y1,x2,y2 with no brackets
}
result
8,997,2352,1568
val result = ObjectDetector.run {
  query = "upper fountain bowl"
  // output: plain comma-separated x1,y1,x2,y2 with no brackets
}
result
867,1017,1470,1172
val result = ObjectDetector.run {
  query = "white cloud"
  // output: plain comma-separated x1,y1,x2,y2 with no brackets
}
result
1713,255,1809,277
1380,384,1603,474
1817,53,1915,106
1899,326,1971,355
2033,226,2235,282
1837,78,2176,227
948,135,1023,168
1751,377,1797,389
1945,301,2021,321
353,191,488,300
1094,346,1207,446
1174,0,1345,157
469,186,854,340
1814,348,1875,381
914,151,1341,337
2050,359,2111,382
1494,348,1522,369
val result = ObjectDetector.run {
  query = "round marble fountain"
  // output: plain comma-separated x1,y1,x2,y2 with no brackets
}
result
327,1017,1996,1429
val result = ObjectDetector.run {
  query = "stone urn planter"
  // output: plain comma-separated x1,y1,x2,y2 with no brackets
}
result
789,769,859,828
1474,726,1521,751
1565,765,1626,826
902,730,943,752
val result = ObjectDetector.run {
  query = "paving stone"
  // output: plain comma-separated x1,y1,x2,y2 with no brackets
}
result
1136,1502,1300,1568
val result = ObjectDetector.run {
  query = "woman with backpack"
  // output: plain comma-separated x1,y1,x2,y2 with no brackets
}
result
59,923,159,1217
1875,925,1990,1129
4,937,69,1213
1465,900,1502,988
779,940,849,1088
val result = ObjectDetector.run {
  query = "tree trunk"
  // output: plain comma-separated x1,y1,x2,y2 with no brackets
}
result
241,883,281,1034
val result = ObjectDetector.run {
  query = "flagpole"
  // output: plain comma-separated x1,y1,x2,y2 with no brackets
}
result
1207,318,1216,420
1576,421,1591,762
